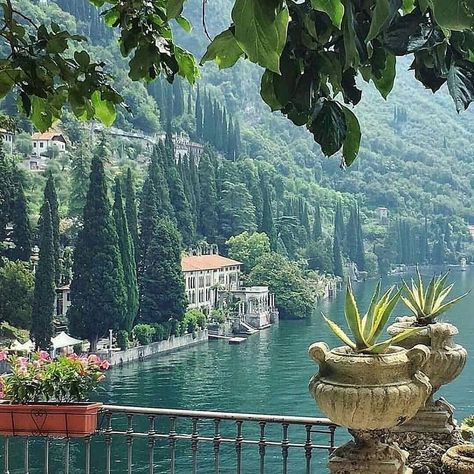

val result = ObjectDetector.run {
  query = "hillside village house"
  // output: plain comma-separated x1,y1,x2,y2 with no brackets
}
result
0,129,14,153
181,253,242,311
32,131,67,157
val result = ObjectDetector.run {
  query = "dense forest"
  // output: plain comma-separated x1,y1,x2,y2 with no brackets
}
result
1,0,474,273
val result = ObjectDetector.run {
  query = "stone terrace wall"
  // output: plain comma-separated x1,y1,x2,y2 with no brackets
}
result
99,330,208,367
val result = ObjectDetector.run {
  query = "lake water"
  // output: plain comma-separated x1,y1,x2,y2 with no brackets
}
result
3,267,474,472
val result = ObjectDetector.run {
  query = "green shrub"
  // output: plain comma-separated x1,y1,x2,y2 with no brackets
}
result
151,323,172,342
133,324,155,345
210,309,226,324
116,330,130,350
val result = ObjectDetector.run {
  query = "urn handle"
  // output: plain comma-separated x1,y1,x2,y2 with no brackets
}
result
308,342,330,366
406,344,430,372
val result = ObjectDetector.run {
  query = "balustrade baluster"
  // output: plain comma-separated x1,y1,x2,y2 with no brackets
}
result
84,436,91,474
169,416,177,474
235,420,243,474
258,422,266,474
304,425,312,474
329,425,336,453
24,438,29,474
44,438,50,474
191,417,199,474
281,423,289,474
4,437,9,474
213,419,221,474
126,414,134,474
105,411,113,474
147,415,156,474
63,438,70,474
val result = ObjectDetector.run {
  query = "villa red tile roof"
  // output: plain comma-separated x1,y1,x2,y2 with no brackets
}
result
181,255,242,272
32,132,64,141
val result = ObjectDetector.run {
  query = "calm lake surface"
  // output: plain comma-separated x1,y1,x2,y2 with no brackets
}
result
4,267,474,472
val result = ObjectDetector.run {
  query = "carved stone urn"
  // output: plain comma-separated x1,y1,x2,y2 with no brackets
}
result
387,317,467,434
309,342,431,474
442,445,474,473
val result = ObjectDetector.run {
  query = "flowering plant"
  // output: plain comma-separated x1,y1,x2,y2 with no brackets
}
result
0,351,109,404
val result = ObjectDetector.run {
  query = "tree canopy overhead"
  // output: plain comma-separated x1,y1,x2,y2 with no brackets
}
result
1,1,474,164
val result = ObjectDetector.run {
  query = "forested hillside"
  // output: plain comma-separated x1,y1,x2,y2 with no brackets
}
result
2,0,474,270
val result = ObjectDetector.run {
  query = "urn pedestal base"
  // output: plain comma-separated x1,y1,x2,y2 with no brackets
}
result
328,431,412,474
392,397,456,434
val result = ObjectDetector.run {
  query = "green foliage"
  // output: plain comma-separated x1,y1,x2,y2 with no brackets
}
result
140,218,187,326
124,168,139,256
197,153,218,240
323,280,417,354
0,351,109,404
306,238,333,274
0,260,34,329
9,178,32,262
227,231,271,273
68,150,126,352
182,309,207,333
248,252,316,319
402,270,469,325
133,324,155,346
31,201,55,350
68,142,93,219
113,178,139,332
116,329,130,350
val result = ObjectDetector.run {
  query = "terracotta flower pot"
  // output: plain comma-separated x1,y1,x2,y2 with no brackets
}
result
0,401,102,437
442,444,474,473
308,343,431,430
387,317,467,392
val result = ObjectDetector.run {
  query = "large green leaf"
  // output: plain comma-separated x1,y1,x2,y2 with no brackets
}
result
447,60,474,112
167,0,186,19
309,100,347,156
260,71,282,111
344,280,366,349
91,90,116,127
432,0,474,31
341,106,361,167
342,0,360,69
232,0,289,73
367,0,402,43
175,47,199,84
373,51,396,99
310,0,345,28
201,30,244,69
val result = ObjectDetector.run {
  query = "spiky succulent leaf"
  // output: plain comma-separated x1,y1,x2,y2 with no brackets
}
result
344,280,366,349
362,280,381,340
322,314,357,350
368,287,401,343
429,291,470,320
365,327,421,354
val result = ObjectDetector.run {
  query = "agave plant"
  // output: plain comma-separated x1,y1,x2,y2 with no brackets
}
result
402,270,469,326
323,280,419,354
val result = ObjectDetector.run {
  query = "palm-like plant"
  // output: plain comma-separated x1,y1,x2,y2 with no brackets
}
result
402,270,469,326
323,280,419,354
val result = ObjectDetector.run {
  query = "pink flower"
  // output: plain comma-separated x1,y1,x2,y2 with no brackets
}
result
0,351,8,361
38,351,50,361
67,353,79,361
100,360,110,370
17,366,27,376
17,357,28,368
87,354,99,364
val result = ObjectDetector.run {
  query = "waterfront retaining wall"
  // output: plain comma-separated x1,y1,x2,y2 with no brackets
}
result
99,330,208,367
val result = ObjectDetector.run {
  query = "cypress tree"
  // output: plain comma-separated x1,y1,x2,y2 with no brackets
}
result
10,177,32,261
68,142,92,219
189,155,201,222
140,218,187,326
43,172,61,283
162,142,194,244
0,141,14,244
260,175,276,250
312,205,322,241
68,153,126,352
124,168,139,254
31,200,55,350
195,85,202,138
147,144,173,217
138,177,159,276
197,153,218,240
173,80,185,117
355,205,366,271
187,87,193,115
345,206,358,261
333,233,344,277
113,178,139,332
334,200,344,243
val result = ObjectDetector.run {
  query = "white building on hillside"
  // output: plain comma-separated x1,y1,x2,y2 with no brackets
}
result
0,129,14,153
32,131,66,156
182,253,241,311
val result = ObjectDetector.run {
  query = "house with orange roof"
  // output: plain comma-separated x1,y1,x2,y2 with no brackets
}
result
31,131,66,157
181,252,242,310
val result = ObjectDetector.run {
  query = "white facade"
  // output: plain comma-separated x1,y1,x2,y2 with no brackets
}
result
0,130,14,153
32,132,66,157
182,255,241,311
55,285,71,317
